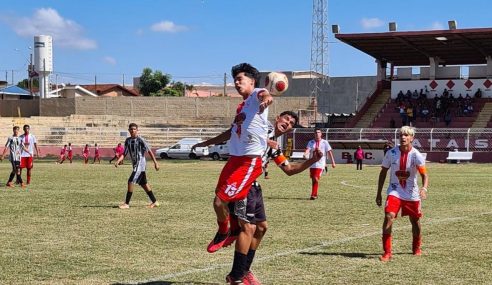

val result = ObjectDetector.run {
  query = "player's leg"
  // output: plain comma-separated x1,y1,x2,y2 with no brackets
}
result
227,218,256,284
380,195,400,261
120,171,137,209
26,158,33,185
139,172,159,208
409,216,422,255
310,168,321,199
6,160,16,187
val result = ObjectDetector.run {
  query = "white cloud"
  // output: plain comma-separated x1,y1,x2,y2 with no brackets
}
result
361,17,384,30
429,21,445,30
1,8,97,50
150,21,188,33
103,56,117,65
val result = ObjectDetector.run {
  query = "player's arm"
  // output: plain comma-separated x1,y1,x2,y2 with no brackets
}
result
34,142,40,157
327,149,336,168
278,148,323,176
417,165,429,200
192,128,232,150
376,166,389,207
1,146,7,161
303,147,311,159
148,149,160,171
257,89,273,114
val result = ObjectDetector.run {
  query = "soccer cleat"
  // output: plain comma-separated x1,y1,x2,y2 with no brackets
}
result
310,196,318,200
244,271,261,285
223,229,240,248
413,248,422,256
6,182,14,188
147,201,160,208
379,253,392,262
118,203,130,209
207,231,230,253
21,183,27,188
226,274,250,285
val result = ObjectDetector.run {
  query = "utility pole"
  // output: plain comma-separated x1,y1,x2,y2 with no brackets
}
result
11,70,14,85
122,74,125,87
94,75,97,94
29,53,33,96
223,72,227,97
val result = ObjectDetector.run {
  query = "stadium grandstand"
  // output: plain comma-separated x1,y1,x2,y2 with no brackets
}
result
1,28,491,163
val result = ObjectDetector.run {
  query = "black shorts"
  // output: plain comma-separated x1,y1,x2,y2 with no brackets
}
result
229,181,266,224
128,171,147,186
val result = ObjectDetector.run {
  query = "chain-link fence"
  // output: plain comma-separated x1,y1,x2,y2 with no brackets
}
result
286,128,492,152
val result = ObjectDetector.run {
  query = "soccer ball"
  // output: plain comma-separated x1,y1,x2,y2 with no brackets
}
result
264,72,289,95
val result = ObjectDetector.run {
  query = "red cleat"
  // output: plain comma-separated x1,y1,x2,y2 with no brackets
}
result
379,253,392,262
413,248,422,256
244,271,261,285
6,182,14,188
207,231,230,253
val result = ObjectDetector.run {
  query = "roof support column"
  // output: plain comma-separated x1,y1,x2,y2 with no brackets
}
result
429,57,438,80
376,59,387,81
487,56,492,78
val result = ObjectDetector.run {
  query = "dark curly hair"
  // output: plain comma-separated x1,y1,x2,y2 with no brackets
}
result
231,63,260,88
279,111,299,126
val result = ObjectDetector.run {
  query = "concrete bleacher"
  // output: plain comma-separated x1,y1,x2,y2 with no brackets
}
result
371,98,489,129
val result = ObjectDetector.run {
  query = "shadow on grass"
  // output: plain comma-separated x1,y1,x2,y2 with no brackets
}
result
300,251,414,259
113,281,221,285
80,205,120,208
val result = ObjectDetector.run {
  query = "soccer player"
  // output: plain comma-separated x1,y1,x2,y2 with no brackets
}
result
93,143,101,164
58,144,67,164
67,142,73,163
191,63,273,262
304,128,336,200
1,126,29,188
18,125,40,185
82,144,90,164
109,143,124,165
225,111,323,284
376,126,429,262
115,123,160,209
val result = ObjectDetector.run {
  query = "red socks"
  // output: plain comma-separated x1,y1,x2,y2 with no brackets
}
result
413,235,422,253
217,216,230,234
382,233,392,254
27,175,31,185
311,181,319,197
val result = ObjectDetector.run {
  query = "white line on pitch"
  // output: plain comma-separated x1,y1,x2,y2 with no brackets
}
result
123,211,492,284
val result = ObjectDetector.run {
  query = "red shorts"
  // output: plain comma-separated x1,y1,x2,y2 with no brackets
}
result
20,157,33,169
216,156,263,202
385,195,422,218
68,152,73,159
310,168,323,179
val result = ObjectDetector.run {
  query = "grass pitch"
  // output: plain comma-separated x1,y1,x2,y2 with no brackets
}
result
0,159,491,284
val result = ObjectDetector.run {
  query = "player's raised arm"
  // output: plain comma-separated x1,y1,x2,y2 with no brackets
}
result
192,128,232,151
257,89,273,114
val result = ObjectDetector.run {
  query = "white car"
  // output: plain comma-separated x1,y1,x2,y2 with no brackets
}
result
156,138,209,159
208,142,230,160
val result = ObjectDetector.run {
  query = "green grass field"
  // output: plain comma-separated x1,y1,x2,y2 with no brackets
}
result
0,159,491,284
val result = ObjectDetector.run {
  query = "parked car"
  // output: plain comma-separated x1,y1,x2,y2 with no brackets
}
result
208,141,230,160
155,138,209,159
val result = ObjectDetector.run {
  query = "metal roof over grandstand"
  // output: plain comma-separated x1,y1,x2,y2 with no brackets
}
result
335,27,492,66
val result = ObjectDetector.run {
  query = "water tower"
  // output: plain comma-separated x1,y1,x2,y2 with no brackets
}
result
33,35,53,98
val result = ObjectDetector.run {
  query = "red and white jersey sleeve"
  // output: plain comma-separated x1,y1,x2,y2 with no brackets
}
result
306,139,331,169
229,88,269,156
382,147,426,201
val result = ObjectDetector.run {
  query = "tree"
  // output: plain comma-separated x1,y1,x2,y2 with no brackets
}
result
138,68,171,96
17,78,39,89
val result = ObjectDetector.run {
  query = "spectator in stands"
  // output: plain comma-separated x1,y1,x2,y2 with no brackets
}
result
420,104,430,122
406,105,414,126
354,146,364,170
456,100,464,117
444,109,452,127
435,97,442,117
424,85,429,98
390,117,396,128
396,90,404,103
474,88,482,98
412,90,419,100
404,90,412,100
399,102,407,126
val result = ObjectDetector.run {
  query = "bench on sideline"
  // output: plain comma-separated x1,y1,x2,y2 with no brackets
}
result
446,151,473,163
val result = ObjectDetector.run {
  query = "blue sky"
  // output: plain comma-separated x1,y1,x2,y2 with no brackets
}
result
1,0,490,86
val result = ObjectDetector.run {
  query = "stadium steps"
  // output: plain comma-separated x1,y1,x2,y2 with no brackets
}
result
354,90,391,128
471,102,492,128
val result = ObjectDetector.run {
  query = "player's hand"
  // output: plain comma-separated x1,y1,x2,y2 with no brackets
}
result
331,163,336,169
267,139,278,150
258,92,273,114
419,187,427,200
376,193,382,207
154,163,160,171
312,149,323,161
